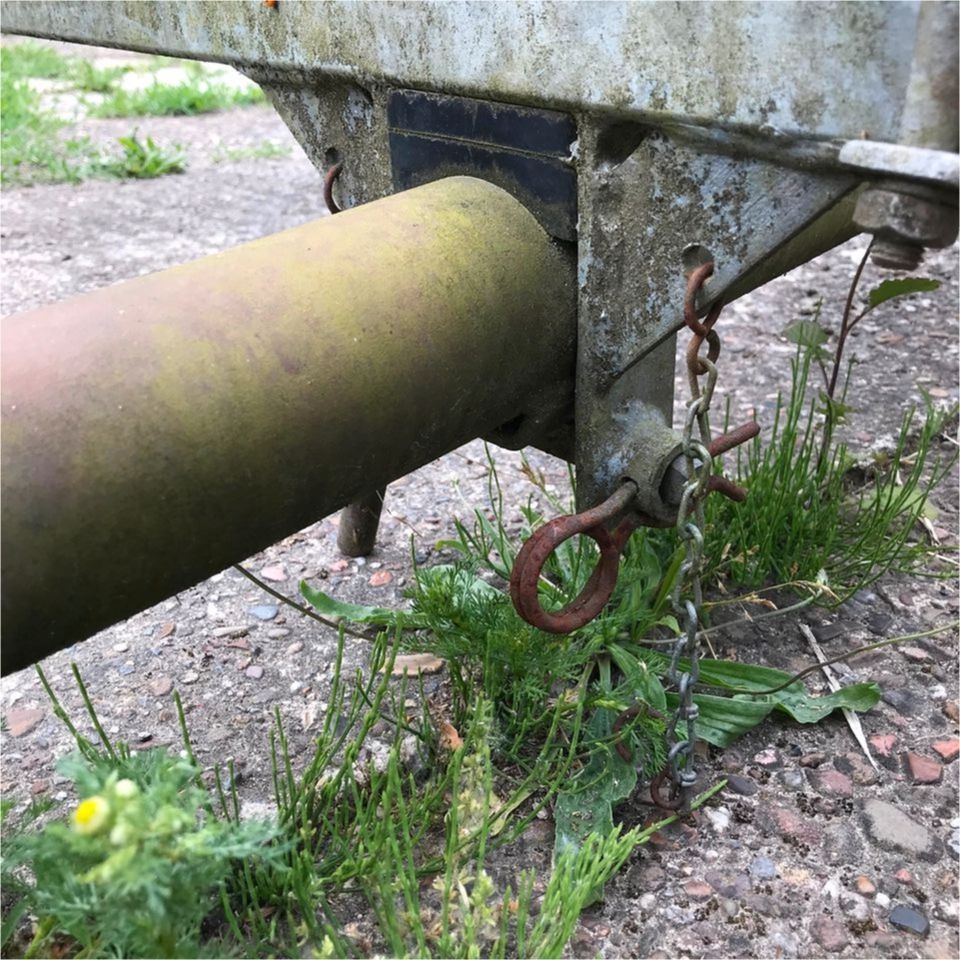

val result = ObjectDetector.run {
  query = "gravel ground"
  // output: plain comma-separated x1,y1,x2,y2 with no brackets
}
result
1,63,958,960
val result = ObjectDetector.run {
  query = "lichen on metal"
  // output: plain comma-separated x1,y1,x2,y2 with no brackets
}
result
0,0,925,142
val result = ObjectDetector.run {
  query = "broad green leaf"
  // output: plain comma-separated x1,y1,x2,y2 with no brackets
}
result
867,277,939,310
299,581,419,627
554,709,637,860
665,691,773,747
783,318,829,348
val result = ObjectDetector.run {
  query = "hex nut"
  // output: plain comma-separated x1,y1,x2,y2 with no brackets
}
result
854,187,959,249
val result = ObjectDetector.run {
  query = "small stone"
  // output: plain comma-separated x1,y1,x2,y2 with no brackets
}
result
904,752,943,785
875,892,891,909
932,739,960,763
705,806,731,832
943,701,959,722
864,931,898,949
389,653,445,676
810,767,854,798
862,800,941,861
245,664,264,680
799,752,827,768
934,899,959,925
4,707,44,737
753,748,779,767
236,656,253,671
720,898,739,919
813,623,846,642
883,687,920,715
763,805,823,847
683,879,713,900
889,904,930,937
286,640,304,655
855,875,877,897
158,621,176,638
112,640,130,653
31,780,48,796
869,733,897,757
929,684,947,701
894,868,914,885
212,625,248,639
181,670,199,684
811,916,848,953
778,768,806,790
749,856,777,879
725,773,758,796
148,675,174,697
249,604,279,621
369,570,393,587
259,564,287,582
267,627,290,638
638,892,657,912
841,892,871,921
838,752,880,786
899,645,930,662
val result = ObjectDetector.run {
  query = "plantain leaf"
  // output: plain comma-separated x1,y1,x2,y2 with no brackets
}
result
783,318,829,347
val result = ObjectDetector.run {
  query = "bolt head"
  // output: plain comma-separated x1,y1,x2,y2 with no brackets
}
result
854,187,959,250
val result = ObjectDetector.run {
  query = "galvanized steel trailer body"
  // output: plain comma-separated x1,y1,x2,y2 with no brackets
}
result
1,0,957,670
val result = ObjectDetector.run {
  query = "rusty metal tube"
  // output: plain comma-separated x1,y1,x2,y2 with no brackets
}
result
1,177,575,673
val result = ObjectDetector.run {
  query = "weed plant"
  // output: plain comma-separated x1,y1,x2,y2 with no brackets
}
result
706,293,955,600
91,79,265,118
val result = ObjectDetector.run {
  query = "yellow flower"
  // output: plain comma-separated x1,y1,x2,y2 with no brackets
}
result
73,795,111,835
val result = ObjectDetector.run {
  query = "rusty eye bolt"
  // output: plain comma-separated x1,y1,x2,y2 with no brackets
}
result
509,263,759,634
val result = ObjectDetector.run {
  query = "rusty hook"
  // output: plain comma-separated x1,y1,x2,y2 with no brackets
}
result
509,483,640,634
324,162,343,215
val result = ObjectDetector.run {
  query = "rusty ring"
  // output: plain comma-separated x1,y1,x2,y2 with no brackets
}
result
509,484,638,634
613,702,665,763
649,766,684,811
324,162,343,215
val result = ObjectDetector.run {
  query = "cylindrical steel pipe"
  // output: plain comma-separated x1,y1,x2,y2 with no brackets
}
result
1,177,576,673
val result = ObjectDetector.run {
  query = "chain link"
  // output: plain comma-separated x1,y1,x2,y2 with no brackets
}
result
663,286,723,812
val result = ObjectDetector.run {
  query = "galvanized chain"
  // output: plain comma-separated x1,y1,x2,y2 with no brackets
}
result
661,264,723,813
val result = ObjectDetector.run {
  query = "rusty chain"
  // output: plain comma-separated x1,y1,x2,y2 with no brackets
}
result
651,262,722,813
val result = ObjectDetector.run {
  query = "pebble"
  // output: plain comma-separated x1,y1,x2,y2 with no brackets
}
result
810,766,854,798
4,707,44,737
683,879,713,900
705,806,731,832
882,687,921,715
932,739,959,763
245,664,264,680
181,670,199,684
725,774,758,796
369,570,393,587
840,892,871,921
929,684,947,701
810,915,849,953
267,627,291,638
286,640,304,655
875,892,891,909
212,625,248,639
864,931,898,949
778,768,806,790
249,605,279,621
112,640,130,653
799,751,827,767
894,868,914,885
762,805,823,847
838,751,880,786
259,564,287,582
889,904,930,937
720,898,739,919
753,748,780,767
933,899,959,925
904,752,943,784
943,701,959,722
899,645,930,661
640,893,658,914
869,733,897,756
862,799,940,860
855,875,877,897
749,856,777,879
148,675,174,697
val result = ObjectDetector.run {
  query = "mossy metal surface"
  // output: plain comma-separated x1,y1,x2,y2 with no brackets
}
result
0,176,575,672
